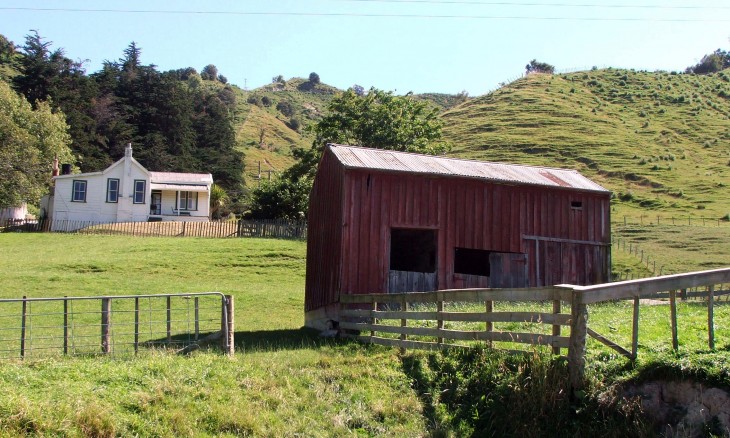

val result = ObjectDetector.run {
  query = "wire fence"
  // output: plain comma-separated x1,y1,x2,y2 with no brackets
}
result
613,215,729,228
0,218,307,239
0,293,233,360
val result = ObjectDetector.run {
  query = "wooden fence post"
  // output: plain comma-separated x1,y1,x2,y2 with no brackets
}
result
568,289,587,393
166,296,172,345
134,297,139,354
221,295,234,356
708,285,715,350
371,301,377,340
486,299,493,348
400,296,408,354
20,296,27,359
437,300,444,345
194,297,200,341
101,298,111,354
63,296,68,355
669,290,678,351
631,297,640,360
552,299,561,355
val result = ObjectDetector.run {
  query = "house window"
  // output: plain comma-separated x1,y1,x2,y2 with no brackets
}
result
571,200,583,210
133,180,146,204
454,248,491,277
106,178,119,203
178,191,198,211
71,180,87,202
390,228,437,273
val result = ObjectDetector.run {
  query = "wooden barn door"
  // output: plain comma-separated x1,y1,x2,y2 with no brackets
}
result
488,252,528,288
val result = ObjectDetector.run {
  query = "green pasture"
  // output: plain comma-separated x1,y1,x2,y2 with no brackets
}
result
0,232,727,436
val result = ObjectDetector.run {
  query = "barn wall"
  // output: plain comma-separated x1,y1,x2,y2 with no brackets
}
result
338,170,610,296
304,152,345,312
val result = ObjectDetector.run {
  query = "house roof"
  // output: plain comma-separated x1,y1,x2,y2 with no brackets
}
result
327,144,609,193
149,172,213,185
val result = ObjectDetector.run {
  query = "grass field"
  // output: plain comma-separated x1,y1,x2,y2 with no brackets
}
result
0,233,727,436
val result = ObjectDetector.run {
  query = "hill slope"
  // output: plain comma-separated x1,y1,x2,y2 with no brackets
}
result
441,69,730,218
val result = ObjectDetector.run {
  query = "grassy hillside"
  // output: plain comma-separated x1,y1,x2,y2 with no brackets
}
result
230,78,340,187
441,69,730,220
229,80,467,187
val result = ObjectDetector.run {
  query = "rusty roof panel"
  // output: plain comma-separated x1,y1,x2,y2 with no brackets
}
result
328,144,609,193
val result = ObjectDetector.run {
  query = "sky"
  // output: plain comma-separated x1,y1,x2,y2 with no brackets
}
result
1,1,729,95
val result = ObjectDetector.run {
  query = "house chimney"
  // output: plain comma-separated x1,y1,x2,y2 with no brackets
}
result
125,143,133,158
52,156,59,177
61,164,72,175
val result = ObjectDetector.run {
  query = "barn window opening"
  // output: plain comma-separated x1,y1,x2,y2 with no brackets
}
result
571,200,583,210
454,248,491,277
390,228,436,273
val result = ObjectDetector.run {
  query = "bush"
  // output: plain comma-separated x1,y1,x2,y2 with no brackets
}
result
261,96,271,107
287,117,300,131
308,72,320,85
276,100,294,117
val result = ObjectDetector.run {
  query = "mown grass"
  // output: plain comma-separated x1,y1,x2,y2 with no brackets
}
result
0,233,727,436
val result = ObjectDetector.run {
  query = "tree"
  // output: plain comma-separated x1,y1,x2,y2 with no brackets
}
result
209,183,229,220
525,59,555,75
249,87,450,219
247,177,310,220
0,81,73,208
308,72,320,85
686,49,730,74
201,64,218,81
351,84,365,96
287,87,450,181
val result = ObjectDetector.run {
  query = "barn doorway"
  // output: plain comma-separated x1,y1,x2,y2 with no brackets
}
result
388,228,438,293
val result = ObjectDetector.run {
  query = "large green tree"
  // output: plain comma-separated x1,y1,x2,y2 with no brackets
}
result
286,87,449,181
248,88,450,219
0,81,73,208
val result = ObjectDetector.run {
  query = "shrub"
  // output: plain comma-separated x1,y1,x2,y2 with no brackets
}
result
276,100,294,117
261,96,271,107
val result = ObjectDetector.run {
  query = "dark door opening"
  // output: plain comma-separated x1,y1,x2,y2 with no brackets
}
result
389,228,437,293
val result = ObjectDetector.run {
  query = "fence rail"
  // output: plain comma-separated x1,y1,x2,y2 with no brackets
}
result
0,293,234,360
0,218,307,239
338,267,730,392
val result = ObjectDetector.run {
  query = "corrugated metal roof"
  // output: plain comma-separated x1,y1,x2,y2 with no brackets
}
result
149,172,213,184
328,144,609,193
150,183,209,192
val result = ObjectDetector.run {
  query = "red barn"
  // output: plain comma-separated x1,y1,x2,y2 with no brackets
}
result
305,144,611,329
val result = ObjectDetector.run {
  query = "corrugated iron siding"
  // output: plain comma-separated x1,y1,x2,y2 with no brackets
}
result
305,147,611,311
304,152,345,312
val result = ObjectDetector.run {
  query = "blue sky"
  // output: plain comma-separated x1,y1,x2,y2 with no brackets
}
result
1,1,729,95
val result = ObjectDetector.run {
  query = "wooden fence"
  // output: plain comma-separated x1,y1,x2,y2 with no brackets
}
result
339,267,730,391
0,218,306,239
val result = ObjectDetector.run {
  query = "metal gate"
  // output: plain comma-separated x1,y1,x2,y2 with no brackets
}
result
0,293,233,360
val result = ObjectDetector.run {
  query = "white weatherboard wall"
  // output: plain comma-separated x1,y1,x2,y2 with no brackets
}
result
53,159,150,223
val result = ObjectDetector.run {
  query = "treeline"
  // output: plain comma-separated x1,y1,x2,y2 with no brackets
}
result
0,32,244,194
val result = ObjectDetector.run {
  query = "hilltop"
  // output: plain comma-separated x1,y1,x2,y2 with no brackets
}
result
229,79,466,187
442,69,730,219
230,69,729,218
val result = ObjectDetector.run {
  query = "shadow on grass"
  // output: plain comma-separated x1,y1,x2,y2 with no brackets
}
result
234,327,340,352
146,327,344,354
400,354,443,434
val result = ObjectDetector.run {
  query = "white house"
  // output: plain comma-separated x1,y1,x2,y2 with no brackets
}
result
48,144,212,229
